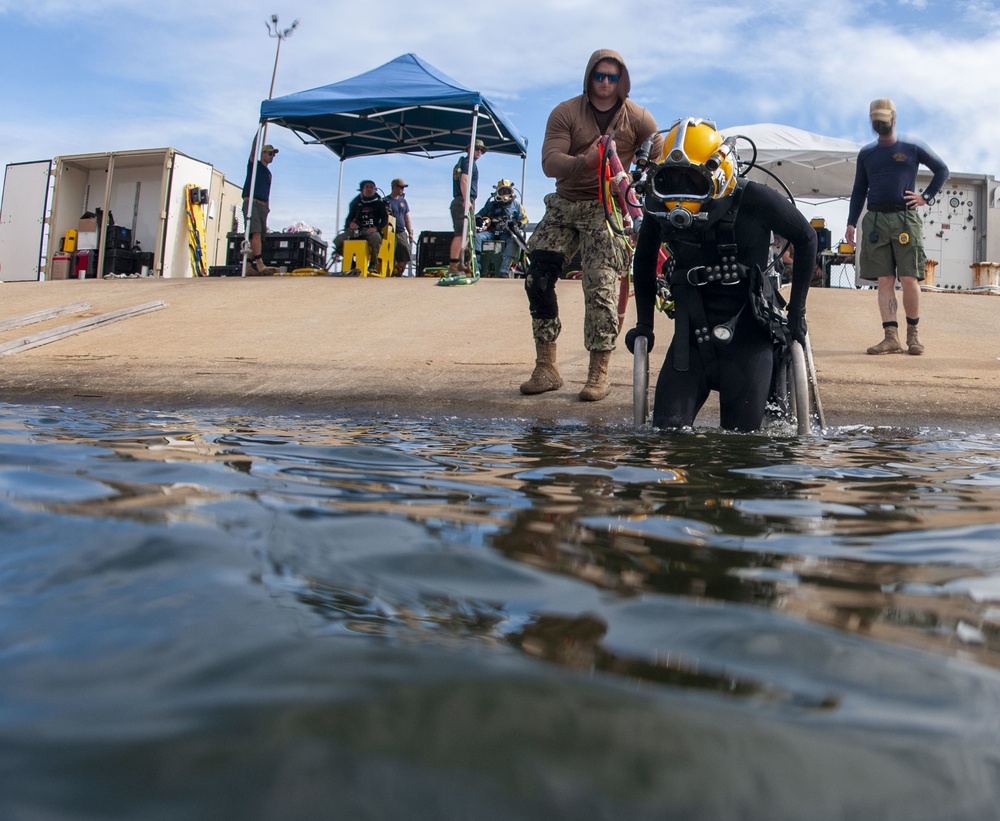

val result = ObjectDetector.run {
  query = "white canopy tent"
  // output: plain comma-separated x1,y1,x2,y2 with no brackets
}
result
721,123,864,201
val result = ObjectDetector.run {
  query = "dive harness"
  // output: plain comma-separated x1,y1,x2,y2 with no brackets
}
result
663,180,787,375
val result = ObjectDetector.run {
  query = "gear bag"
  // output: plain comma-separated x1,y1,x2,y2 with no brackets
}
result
747,264,788,345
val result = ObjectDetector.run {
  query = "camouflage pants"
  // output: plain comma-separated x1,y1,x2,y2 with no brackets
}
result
526,193,632,350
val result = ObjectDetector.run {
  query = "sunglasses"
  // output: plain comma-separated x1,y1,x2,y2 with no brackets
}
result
592,71,620,83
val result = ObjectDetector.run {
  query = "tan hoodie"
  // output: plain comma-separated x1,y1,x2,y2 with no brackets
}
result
540,49,661,203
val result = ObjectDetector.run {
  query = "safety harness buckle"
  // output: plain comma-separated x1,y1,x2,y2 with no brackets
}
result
686,266,709,286
685,258,745,287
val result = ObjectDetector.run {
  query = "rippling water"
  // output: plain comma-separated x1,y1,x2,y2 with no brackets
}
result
2,404,1000,819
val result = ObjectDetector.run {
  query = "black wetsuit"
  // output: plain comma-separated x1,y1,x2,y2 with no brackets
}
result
632,180,816,432
344,195,388,232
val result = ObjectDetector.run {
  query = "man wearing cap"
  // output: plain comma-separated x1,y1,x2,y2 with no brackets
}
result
846,98,949,355
448,139,486,275
387,178,415,275
333,180,388,274
241,141,280,275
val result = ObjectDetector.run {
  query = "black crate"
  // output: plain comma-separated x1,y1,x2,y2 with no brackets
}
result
416,231,453,274
263,232,328,270
103,248,135,275
208,265,242,277
226,232,246,266
105,224,132,250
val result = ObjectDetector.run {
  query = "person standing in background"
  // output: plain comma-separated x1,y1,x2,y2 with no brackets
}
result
387,178,415,276
241,141,279,276
448,139,485,275
845,98,949,356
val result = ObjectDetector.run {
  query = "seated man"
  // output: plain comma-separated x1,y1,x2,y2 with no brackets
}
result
474,179,528,277
333,180,388,274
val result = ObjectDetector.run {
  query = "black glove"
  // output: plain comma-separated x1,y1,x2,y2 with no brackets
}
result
625,324,655,354
786,307,807,346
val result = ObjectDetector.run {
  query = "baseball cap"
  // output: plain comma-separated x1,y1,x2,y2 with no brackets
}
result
869,98,895,121
359,179,376,189
392,178,408,188
262,144,279,154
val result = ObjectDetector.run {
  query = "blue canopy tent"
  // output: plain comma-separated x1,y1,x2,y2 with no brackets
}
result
246,53,529,273
260,52,528,161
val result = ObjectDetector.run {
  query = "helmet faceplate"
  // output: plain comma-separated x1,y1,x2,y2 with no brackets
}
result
494,179,514,203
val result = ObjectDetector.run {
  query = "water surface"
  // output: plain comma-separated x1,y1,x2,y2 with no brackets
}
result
2,405,1000,819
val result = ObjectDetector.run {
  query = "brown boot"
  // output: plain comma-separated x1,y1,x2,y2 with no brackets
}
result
866,326,905,355
906,324,924,355
250,257,278,276
579,350,612,401
447,261,462,275
520,342,563,394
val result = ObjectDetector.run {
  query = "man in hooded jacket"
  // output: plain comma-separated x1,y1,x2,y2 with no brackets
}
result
520,49,661,401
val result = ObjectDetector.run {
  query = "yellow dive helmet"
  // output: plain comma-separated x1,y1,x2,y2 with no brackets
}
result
494,179,514,203
647,118,739,228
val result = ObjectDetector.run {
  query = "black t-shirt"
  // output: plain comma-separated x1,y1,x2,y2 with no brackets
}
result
590,99,623,136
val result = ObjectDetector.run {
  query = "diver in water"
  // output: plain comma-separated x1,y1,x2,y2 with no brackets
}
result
627,118,817,432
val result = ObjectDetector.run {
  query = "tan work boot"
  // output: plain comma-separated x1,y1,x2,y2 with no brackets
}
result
906,324,924,355
250,257,278,276
579,350,612,401
520,342,563,395
447,261,462,275
866,326,905,355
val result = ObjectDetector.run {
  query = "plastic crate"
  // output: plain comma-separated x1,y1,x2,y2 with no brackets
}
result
105,224,132,250
103,248,135,275
263,232,328,269
416,230,453,274
226,232,245,266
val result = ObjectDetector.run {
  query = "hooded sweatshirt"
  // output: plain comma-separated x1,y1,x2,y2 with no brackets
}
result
540,49,662,203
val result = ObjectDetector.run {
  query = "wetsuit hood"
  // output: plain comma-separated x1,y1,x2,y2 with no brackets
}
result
584,49,631,100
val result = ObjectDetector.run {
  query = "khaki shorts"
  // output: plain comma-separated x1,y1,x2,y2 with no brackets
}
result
242,199,268,236
859,209,926,281
451,197,473,235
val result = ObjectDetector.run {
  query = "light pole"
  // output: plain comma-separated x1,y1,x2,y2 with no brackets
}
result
262,14,299,142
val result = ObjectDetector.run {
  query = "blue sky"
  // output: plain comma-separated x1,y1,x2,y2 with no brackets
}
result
2,0,999,248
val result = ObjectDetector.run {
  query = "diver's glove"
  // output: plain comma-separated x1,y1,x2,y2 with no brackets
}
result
786,307,808,347
625,324,655,354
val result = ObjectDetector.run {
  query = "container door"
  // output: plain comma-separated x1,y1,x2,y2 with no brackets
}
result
0,160,52,282
920,184,979,289
164,154,214,278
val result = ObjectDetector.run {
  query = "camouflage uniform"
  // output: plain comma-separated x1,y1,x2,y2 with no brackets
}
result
527,193,632,349
524,48,659,354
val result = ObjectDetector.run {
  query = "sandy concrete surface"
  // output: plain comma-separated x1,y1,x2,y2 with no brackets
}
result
1,276,998,430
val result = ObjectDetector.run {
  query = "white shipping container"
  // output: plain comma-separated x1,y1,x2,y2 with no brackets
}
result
0,148,243,281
